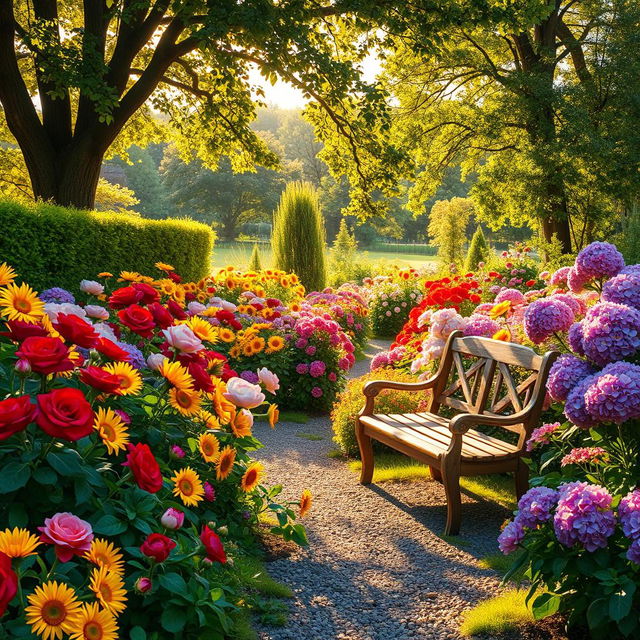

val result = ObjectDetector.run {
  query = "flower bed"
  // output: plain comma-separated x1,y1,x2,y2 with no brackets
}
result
0,263,312,638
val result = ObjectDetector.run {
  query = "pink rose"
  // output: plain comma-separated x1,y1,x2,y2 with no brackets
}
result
80,280,105,296
223,377,265,409
160,508,185,530
38,512,94,562
84,305,110,320
135,577,152,594
162,324,203,353
187,301,206,315
257,368,280,394
147,353,167,371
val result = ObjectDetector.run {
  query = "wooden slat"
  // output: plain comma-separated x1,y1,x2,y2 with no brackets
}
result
452,336,543,370
452,352,473,407
474,358,497,413
493,372,537,414
497,362,523,412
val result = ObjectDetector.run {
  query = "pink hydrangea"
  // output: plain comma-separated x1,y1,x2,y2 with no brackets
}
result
560,447,608,467
546,354,596,402
619,490,640,541
430,308,467,340
463,314,500,338
516,486,558,529
602,272,640,310
553,482,616,552
526,422,561,452
584,361,640,424
311,386,323,398
498,519,525,554
550,293,586,317
371,352,390,370
575,241,625,280
296,363,309,375
309,361,326,378
567,266,589,293
495,288,526,306
550,266,571,287
523,298,574,344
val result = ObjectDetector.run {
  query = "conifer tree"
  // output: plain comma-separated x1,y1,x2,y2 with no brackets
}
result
248,244,263,271
465,225,488,271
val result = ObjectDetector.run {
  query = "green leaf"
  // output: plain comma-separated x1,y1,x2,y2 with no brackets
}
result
160,605,186,632
47,451,83,476
130,627,146,640
609,590,633,623
532,592,561,620
0,462,31,493
93,514,128,536
159,573,187,594
33,466,57,485
587,598,608,629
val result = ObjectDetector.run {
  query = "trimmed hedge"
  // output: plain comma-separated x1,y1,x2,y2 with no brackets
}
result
0,199,214,291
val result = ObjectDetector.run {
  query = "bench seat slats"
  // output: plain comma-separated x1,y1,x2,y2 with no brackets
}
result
360,413,519,460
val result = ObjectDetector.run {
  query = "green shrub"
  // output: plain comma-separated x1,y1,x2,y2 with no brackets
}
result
272,182,326,292
428,197,473,267
331,369,429,456
0,198,213,291
248,243,263,271
329,219,359,285
464,225,488,271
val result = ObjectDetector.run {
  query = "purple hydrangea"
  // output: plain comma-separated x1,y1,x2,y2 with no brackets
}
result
516,486,558,529
498,519,526,554
575,241,625,280
546,354,596,402
495,288,526,306
118,342,145,369
523,298,575,344
581,302,640,366
40,287,76,304
550,293,586,317
564,374,599,428
296,363,309,375
553,482,616,552
584,361,640,424
619,490,640,541
602,272,640,310
568,322,585,356
463,314,500,338
627,540,640,564
309,360,326,378
621,264,640,275
240,370,260,384
550,266,571,287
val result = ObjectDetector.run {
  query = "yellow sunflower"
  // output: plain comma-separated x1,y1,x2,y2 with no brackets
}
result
89,566,127,615
159,360,193,390
213,384,236,425
228,345,241,359
117,271,141,282
155,262,175,272
198,432,220,463
184,316,218,342
97,272,113,278
489,300,512,319
299,489,313,518
26,581,81,640
157,279,177,296
242,343,255,357
0,262,17,287
171,467,204,506
240,462,264,492
250,337,265,353
68,603,118,640
169,387,202,416
93,408,129,455
102,362,142,396
218,328,235,343
0,282,45,323
0,527,40,557
266,335,285,353
197,410,221,430
267,403,280,429
85,539,125,576
216,446,236,481
231,409,253,438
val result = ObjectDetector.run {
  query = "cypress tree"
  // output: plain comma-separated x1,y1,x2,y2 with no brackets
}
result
272,181,327,292
465,225,489,271
248,244,263,271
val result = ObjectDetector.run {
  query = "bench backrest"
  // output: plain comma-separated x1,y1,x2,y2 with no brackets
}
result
429,331,558,442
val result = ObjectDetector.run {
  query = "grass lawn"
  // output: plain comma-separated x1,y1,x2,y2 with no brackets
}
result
210,243,439,270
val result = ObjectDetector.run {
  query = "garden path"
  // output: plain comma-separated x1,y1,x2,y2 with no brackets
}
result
254,339,508,640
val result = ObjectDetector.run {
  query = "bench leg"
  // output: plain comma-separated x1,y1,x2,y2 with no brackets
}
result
356,422,374,485
442,467,461,536
429,466,443,483
515,459,529,500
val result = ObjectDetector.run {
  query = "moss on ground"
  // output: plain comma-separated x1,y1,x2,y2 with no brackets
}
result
459,589,533,636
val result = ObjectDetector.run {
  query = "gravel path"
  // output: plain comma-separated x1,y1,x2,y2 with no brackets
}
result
254,339,508,640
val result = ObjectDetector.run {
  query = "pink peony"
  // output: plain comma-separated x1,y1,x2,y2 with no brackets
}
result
39,512,94,562
162,324,203,353
257,367,280,394
224,377,265,409
79,280,104,296
160,508,185,530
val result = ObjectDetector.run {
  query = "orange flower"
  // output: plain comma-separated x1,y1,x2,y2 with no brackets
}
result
299,489,313,517
231,409,253,438
492,328,511,342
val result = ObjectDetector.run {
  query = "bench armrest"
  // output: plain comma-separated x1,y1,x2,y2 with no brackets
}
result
448,404,535,435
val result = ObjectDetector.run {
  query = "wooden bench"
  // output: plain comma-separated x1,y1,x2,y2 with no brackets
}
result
357,330,558,534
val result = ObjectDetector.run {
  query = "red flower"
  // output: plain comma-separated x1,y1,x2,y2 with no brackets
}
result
148,302,174,329
221,364,238,382
79,366,122,394
200,526,227,563
109,286,143,309
488,271,500,278
470,294,481,304
0,320,48,342
168,271,182,283
140,533,176,563
526,279,536,287
35,388,94,441
266,298,280,308
215,309,242,330
188,362,215,393
118,305,156,338
94,337,130,362
167,299,187,320
15,336,73,375
0,552,18,617
131,282,160,305
54,313,99,348
124,443,163,493
0,395,36,441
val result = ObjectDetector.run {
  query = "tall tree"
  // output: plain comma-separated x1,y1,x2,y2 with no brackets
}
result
383,0,640,252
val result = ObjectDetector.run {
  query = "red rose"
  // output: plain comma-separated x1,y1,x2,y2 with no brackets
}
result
167,299,187,320
140,533,176,563
79,366,122,394
526,279,536,287
124,443,163,493
54,313,99,348
132,282,160,306
0,320,48,342
118,305,156,338
168,271,182,283
221,364,238,382
148,302,174,329
15,336,73,375
109,286,143,309
0,552,18,617
188,362,215,393
94,337,130,362
200,526,227,564
0,395,35,441
36,388,94,441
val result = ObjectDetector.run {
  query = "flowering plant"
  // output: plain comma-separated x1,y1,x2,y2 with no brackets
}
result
0,263,311,638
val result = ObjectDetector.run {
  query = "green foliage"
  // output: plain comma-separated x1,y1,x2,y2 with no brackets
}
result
0,199,213,291
459,589,534,636
369,281,423,338
272,182,327,292
614,202,640,265
248,244,263,271
331,370,428,457
428,198,473,267
330,219,358,282
464,226,488,271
